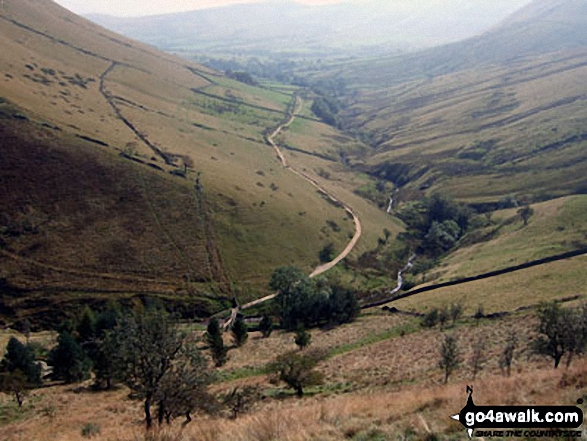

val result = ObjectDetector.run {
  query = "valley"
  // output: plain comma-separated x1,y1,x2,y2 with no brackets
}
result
0,0,586,440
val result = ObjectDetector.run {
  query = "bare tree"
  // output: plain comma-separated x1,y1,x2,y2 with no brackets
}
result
223,386,258,419
438,306,449,330
499,332,517,377
450,302,464,325
469,338,486,380
439,334,461,384
0,370,29,407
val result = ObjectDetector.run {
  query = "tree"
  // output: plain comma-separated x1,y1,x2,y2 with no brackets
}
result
563,304,587,367
270,267,359,331
22,319,31,345
534,302,579,368
269,350,325,397
438,306,449,330
499,332,517,377
383,228,392,244
94,301,121,338
450,302,464,326
92,329,120,390
311,97,337,126
113,310,184,429
47,331,91,384
76,306,96,344
269,266,305,295
108,310,214,428
205,318,228,367
518,205,534,226
1,337,41,386
259,315,274,338
223,386,258,419
328,285,360,325
0,370,29,407
439,334,461,384
277,276,317,331
469,338,486,380
427,194,458,226
294,325,311,350
424,221,461,255
153,340,214,426
231,316,248,348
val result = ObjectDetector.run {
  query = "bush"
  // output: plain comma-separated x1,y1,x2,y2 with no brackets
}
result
421,308,439,328
319,243,335,263
206,318,228,367
268,349,325,396
294,325,311,350
231,317,248,348
259,315,273,338
81,422,101,438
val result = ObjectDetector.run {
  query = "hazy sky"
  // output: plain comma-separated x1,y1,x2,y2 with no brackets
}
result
54,0,531,17
54,0,343,17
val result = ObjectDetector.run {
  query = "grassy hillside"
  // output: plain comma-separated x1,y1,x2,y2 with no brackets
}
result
0,0,401,323
0,106,232,326
3,307,587,440
341,49,587,203
391,254,587,315
434,195,587,281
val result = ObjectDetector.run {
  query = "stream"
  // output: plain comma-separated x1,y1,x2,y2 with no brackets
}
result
390,254,417,295
386,196,393,214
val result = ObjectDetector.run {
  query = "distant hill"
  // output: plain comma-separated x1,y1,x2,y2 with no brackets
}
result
332,0,587,87
333,0,587,203
87,0,531,57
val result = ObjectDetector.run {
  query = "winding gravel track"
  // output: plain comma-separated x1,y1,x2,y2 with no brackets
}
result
266,96,363,279
223,96,363,327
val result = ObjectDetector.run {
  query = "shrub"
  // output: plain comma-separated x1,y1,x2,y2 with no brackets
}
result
206,318,228,367
81,422,101,438
421,308,439,328
268,349,326,396
259,315,274,338
294,325,311,350
231,317,248,347
319,243,335,263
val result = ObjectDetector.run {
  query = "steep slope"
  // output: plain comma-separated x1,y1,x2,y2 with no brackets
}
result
0,0,395,323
